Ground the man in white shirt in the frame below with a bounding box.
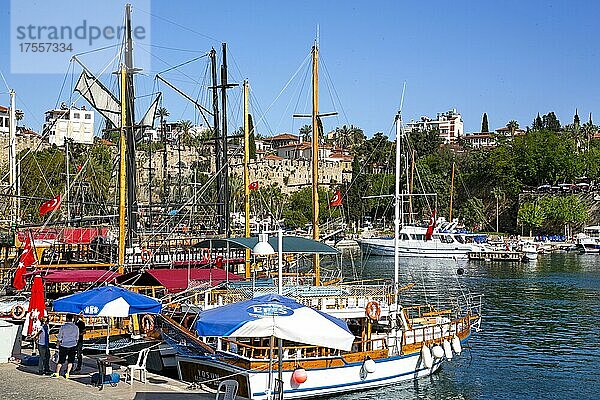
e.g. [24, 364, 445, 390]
[34, 316, 51, 375]
[51, 314, 79, 379]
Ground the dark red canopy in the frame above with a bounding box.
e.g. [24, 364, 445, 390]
[38, 270, 121, 283]
[118, 268, 241, 293]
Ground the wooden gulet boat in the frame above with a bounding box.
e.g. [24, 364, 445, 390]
[175, 302, 480, 399]
[169, 44, 483, 400]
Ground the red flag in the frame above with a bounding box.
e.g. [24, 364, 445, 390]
[77, 164, 83, 172]
[25, 275, 46, 335]
[13, 235, 36, 290]
[248, 181, 259, 191]
[425, 209, 437, 241]
[39, 195, 61, 216]
[329, 190, 342, 207]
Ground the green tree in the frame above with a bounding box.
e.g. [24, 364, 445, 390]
[532, 113, 543, 131]
[481, 113, 489, 133]
[542, 112, 561, 132]
[517, 202, 545, 237]
[409, 129, 442, 158]
[459, 197, 486, 230]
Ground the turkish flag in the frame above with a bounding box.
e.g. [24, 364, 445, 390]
[13, 234, 36, 290]
[329, 190, 343, 207]
[25, 275, 46, 335]
[39, 195, 61, 216]
[248, 181, 259, 191]
[425, 209, 437, 241]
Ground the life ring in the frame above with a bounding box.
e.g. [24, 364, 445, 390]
[141, 314, 155, 333]
[201, 248, 210, 263]
[11, 304, 26, 320]
[140, 248, 152, 263]
[365, 301, 381, 321]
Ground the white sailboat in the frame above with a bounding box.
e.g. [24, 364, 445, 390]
[358, 116, 487, 259]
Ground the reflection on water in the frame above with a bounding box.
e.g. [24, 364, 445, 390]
[335, 252, 600, 400]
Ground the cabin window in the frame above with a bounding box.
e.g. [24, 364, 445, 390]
[414, 234, 425, 241]
[84, 113, 91, 120]
[400, 233, 410, 241]
[73, 113, 80, 119]
[0, 118, 3, 127]
[440, 235, 454, 243]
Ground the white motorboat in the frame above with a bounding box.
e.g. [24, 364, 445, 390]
[358, 224, 487, 258]
[576, 226, 600, 253]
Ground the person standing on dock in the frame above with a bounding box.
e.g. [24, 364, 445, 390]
[74, 314, 86, 372]
[51, 314, 79, 379]
[34, 317, 51, 375]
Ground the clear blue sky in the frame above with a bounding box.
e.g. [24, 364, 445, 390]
[1, 0, 599, 138]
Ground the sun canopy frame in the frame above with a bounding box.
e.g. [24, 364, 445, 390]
[194, 235, 339, 255]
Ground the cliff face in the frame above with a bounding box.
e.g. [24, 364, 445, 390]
[582, 192, 600, 225]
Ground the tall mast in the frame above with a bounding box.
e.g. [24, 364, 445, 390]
[118, 64, 127, 274]
[393, 112, 402, 299]
[408, 149, 415, 224]
[311, 44, 320, 286]
[449, 161, 455, 221]
[8, 90, 17, 226]
[65, 138, 70, 225]
[124, 3, 137, 245]
[209, 48, 223, 234]
[220, 43, 230, 237]
[243, 80, 251, 279]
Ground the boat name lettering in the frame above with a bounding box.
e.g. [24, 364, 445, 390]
[247, 304, 294, 318]
[83, 305, 99, 315]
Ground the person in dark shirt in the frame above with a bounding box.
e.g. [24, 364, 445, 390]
[74, 314, 86, 372]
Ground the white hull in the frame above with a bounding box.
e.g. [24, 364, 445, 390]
[358, 238, 480, 258]
[177, 352, 443, 400]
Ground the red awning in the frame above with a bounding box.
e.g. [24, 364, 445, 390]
[120, 268, 241, 293]
[38, 270, 121, 283]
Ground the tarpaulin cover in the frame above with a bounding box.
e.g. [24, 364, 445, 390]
[53, 285, 161, 317]
[194, 294, 355, 351]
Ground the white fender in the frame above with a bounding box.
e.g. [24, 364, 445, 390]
[363, 358, 376, 374]
[452, 335, 462, 355]
[421, 345, 433, 369]
[432, 345, 444, 359]
[443, 340, 453, 360]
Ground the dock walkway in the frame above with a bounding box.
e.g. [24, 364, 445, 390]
[0, 350, 227, 400]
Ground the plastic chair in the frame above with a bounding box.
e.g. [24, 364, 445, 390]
[215, 379, 238, 400]
[126, 347, 150, 385]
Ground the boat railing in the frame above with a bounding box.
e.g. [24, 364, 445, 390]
[402, 314, 474, 348]
[219, 337, 387, 360]
[195, 284, 393, 313]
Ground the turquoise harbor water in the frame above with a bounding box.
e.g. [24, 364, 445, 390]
[334, 252, 600, 400]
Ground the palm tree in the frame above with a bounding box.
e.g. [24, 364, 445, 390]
[156, 107, 169, 203]
[15, 109, 24, 128]
[156, 107, 169, 140]
[299, 125, 312, 142]
[506, 120, 519, 138]
[179, 120, 194, 147]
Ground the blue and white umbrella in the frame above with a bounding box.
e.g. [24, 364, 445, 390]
[53, 285, 162, 317]
[195, 294, 355, 351]
[53, 285, 162, 354]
